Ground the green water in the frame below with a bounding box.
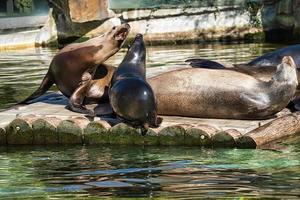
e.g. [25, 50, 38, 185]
[0, 42, 300, 198]
[0, 138, 299, 199]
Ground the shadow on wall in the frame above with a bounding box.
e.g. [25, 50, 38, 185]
[46, 0, 110, 47]
[261, 0, 300, 43]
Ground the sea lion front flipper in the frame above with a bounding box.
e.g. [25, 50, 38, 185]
[185, 59, 226, 69]
[67, 72, 94, 115]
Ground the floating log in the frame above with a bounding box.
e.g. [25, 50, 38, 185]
[212, 129, 242, 148]
[0, 127, 6, 145]
[158, 125, 186, 145]
[84, 120, 111, 144]
[32, 117, 61, 145]
[142, 129, 159, 145]
[6, 115, 38, 145]
[184, 125, 218, 146]
[57, 117, 90, 144]
[237, 112, 300, 149]
[108, 123, 140, 145]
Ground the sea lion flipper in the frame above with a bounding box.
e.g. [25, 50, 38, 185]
[67, 73, 94, 115]
[19, 71, 54, 104]
[94, 103, 114, 117]
[185, 59, 226, 69]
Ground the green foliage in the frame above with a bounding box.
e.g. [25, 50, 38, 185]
[246, 0, 263, 27]
[14, 0, 34, 14]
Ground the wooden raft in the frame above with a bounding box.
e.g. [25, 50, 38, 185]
[0, 92, 299, 148]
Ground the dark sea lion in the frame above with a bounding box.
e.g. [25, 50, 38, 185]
[148, 56, 298, 119]
[109, 34, 162, 132]
[248, 44, 300, 67]
[20, 23, 130, 115]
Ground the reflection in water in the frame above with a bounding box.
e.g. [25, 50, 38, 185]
[0, 42, 283, 110]
[0, 138, 299, 199]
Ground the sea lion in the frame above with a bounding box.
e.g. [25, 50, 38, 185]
[187, 45, 300, 110]
[148, 56, 298, 119]
[20, 23, 130, 115]
[109, 34, 162, 132]
[248, 44, 300, 68]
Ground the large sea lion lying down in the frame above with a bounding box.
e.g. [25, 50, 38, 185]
[148, 56, 298, 119]
[109, 34, 162, 131]
[187, 44, 300, 109]
[20, 23, 130, 115]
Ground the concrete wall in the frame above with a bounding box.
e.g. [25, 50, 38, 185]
[46, 0, 264, 46]
[0, 0, 265, 49]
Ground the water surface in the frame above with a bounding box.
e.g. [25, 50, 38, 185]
[0, 137, 299, 199]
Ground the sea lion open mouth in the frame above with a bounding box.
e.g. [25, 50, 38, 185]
[114, 24, 130, 41]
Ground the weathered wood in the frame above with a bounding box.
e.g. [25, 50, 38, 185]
[212, 129, 242, 148]
[0, 127, 6, 145]
[184, 125, 218, 146]
[237, 112, 300, 148]
[158, 125, 186, 145]
[108, 123, 140, 145]
[6, 115, 38, 145]
[32, 117, 61, 145]
[57, 117, 90, 144]
[84, 120, 111, 144]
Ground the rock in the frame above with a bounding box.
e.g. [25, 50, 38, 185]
[68, 0, 114, 23]
[35, 8, 58, 47]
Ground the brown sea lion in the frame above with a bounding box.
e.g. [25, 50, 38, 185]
[20, 23, 130, 115]
[109, 34, 162, 133]
[186, 45, 300, 110]
[148, 56, 298, 119]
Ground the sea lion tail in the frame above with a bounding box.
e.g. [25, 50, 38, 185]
[18, 71, 54, 104]
[185, 58, 226, 69]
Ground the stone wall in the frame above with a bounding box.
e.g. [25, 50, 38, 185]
[262, 0, 300, 42]
[44, 0, 264, 46]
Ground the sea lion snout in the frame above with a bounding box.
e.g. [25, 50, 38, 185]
[282, 56, 296, 68]
[113, 23, 131, 41]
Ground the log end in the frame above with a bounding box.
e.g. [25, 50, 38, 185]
[84, 120, 111, 144]
[158, 125, 185, 145]
[57, 120, 83, 144]
[6, 118, 34, 145]
[32, 118, 59, 145]
[236, 136, 257, 149]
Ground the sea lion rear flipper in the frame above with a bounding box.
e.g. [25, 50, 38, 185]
[19, 71, 54, 104]
[94, 103, 114, 117]
[185, 59, 226, 69]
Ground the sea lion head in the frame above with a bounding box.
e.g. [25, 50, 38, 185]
[106, 23, 131, 47]
[121, 34, 146, 67]
[274, 56, 298, 86]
